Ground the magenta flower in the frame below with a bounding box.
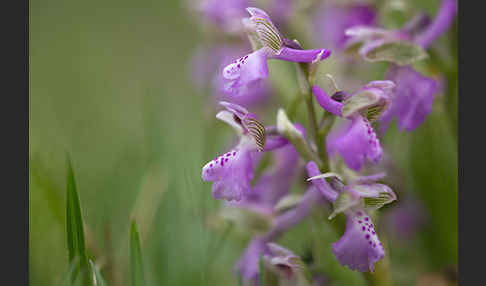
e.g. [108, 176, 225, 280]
[202, 102, 289, 201]
[312, 1, 377, 50]
[223, 7, 331, 97]
[332, 209, 384, 272]
[306, 165, 396, 272]
[312, 81, 394, 171]
[248, 144, 299, 207]
[327, 116, 382, 171]
[343, 0, 456, 132]
[380, 65, 439, 131]
[197, 0, 249, 33]
[201, 102, 264, 201]
[191, 44, 271, 108]
[312, 80, 394, 119]
[236, 237, 267, 283]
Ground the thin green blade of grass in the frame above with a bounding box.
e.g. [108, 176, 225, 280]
[237, 270, 243, 286]
[90, 260, 108, 286]
[259, 254, 265, 286]
[56, 256, 80, 286]
[66, 154, 90, 284]
[130, 221, 146, 286]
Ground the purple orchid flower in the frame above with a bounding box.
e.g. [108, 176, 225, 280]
[312, 1, 377, 50]
[343, 0, 456, 132]
[380, 65, 440, 132]
[306, 162, 396, 272]
[223, 7, 331, 97]
[312, 81, 394, 171]
[202, 102, 287, 201]
[191, 44, 272, 108]
[326, 116, 383, 172]
[196, 0, 249, 33]
[384, 196, 427, 241]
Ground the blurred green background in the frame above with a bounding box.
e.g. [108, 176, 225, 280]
[29, 0, 457, 285]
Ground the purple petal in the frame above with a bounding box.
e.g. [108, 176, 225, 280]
[414, 0, 458, 49]
[235, 237, 268, 282]
[305, 161, 338, 202]
[332, 209, 384, 272]
[210, 45, 271, 107]
[312, 3, 377, 50]
[197, 0, 249, 33]
[312, 85, 343, 116]
[252, 144, 299, 206]
[327, 116, 382, 171]
[202, 147, 254, 201]
[223, 48, 271, 97]
[380, 65, 439, 132]
[273, 47, 331, 63]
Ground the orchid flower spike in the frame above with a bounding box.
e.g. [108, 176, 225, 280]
[222, 7, 331, 97]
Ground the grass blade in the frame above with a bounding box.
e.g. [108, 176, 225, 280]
[65, 154, 90, 284]
[90, 260, 108, 286]
[237, 270, 243, 286]
[56, 257, 80, 286]
[130, 221, 146, 286]
[259, 254, 264, 286]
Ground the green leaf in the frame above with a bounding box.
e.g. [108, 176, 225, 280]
[65, 154, 90, 284]
[237, 270, 243, 286]
[363, 41, 428, 66]
[90, 260, 107, 286]
[259, 254, 265, 286]
[130, 221, 146, 286]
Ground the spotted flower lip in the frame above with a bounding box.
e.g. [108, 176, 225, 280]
[222, 7, 331, 97]
[379, 65, 439, 132]
[332, 208, 384, 272]
[202, 102, 289, 201]
[303, 169, 394, 272]
[326, 115, 383, 171]
[190, 45, 271, 108]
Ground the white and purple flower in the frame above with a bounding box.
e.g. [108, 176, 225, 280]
[306, 163, 396, 272]
[202, 102, 288, 201]
[312, 80, 394, 171]
[380, 65, 440, 132]
[332, 209, 384, 272]
[343, 0, 456, 132]
[222, 7, 331, 97]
